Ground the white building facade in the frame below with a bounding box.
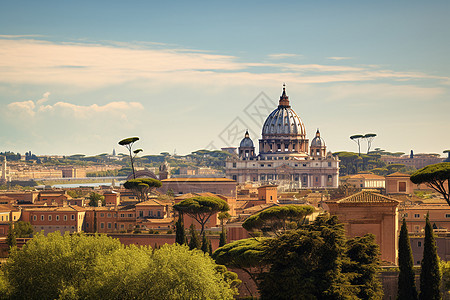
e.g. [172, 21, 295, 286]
[225, 85, 339, 189]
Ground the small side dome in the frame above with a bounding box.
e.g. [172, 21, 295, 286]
[240, 130, 254, 148]
[311, 129, 325, 147]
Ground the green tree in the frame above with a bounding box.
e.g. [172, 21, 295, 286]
[419, 215, 442, 300]
[174, 213, 186, 245]
[213, 237, 269, 295]
[397, 218, 418, 300]
[218, 211, 230, 247]
[13, 221, 33, 238]
[259, 215, 356, 299]
[219, 229, 227, 247]
[6, 223, 16, 249]
[118, 137, 142, 179]
[88, 192, 105, 207]
[411, 162, 450, 206]
[188, 224, 201, 250]
[173, 196, 229, 235]
[350, 134, 364, 156]
[363, 133, 377, 154]
[345, 234, 383, 299]
[4, 232, 122, 300]
[242, 205, 314, 236]
[201, 233, 210, 254]
[123, 178, 162, 202]
[2, 233, 237, 300]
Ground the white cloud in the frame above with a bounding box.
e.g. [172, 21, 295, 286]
[0, 37, 447, 90]
[267, 53, 302, 59]
[327, 56, 353, 60]
[6, 92, 144, 120]
[7, 100, 36, 117]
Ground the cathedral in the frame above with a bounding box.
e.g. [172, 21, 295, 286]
[225, 85, 339, 189]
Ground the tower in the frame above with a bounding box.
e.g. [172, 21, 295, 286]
[310, 129, 327, 158]
[238, 130, 256, 160]
[159, 161, 170, 180]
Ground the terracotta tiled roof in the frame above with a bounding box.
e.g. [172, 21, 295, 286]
[135, 199, 165, 206]
[162, 177, 235, 182]
[386, 172, 410, 177]
[333, 191, 399, 205]
[348, 174, 385, 180]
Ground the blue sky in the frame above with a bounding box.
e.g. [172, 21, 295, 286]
[0, 1, 449, 156]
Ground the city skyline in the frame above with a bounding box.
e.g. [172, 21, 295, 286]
[0, 1, 449, 156]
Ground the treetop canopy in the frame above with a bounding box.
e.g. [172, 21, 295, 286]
[123, 178, 162, 189]
[118, 137, 139, 146]
[173, 196, 229, 214]
[242, 205, 314, 232]
[213, 237, 269, 269]
[410, 162, 450, 184]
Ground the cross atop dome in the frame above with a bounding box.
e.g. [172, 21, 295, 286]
[279, 83, 290, 107]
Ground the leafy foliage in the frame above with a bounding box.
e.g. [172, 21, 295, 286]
[88, 192, 105, 207]
[118, 136, 140, 179]
[2, 232, 237, 300]
[188, 224, 201, 250]
[345, 234, 383, 299]
[411, 162, 450, 205]
[13, 221, 33, 238]
[260, 215, 356, 299]
[175, 214, 186, 245]
[213, 237, 269, 292]
[174, 196, 229, 235]
[6, 223, 16, 249]
[419, 215, 442, 300]
[397, 219, 418, 300]
[123, 178, 162, 202]
[242, 205, 314, 236]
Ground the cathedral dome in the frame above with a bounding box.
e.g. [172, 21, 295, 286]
[311, 129, 325, 147]
[240, 130, 254, 148]
[262, 86, 306, 136]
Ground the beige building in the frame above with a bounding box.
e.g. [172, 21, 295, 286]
[346, 173, 385, 190]
[326, 191, 400, 263]
[385, 172, 415, 195]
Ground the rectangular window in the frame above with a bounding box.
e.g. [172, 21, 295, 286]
[414, 214, 420, 218]
[41, 215, 44, 221]
[33, 215, 37, 221]
[399, 182, 407, 192]
[100, 223, 104, 229]
[328, 162, 332, 167]
[232, 162, 236, 168]
[64, 215, 67, 221]
[71, 215, 75, 220]
[418, 241, 422, 247]
[107, 223, 112, 229]
[56, 215, 60, 221]
[445, 214, 450, 218]
[100, 213, 104, 217]
[48, 215, 52, 221]
[107, 213, 111, 218]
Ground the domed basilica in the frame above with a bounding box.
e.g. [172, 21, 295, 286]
[225, 85, 339, 189]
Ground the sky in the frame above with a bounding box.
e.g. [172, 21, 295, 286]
[0, 1, 449, 157]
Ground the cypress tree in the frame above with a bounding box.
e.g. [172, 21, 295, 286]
[201, 233, 209, 253]
[175, 214, 186, 245]
[6, 222, 16, 249]
[219, 228, 227, 247]
[188, 224, 201, 250]
[419, 214, 441, 300]
[397, 218, 418, 300]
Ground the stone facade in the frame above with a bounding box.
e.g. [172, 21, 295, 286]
[326, 191, 400, 263]
[226, 85, 339, 189]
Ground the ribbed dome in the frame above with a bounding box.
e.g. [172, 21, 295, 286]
[311, 129, 325, 147]
[262, 107, 306, 136]
[240, 130, 254, 148]
[311, 136, 325, 147]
